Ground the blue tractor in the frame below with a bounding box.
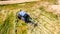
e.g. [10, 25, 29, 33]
[17, 10, 37, 27]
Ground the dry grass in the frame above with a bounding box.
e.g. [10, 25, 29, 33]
[0, 1, 60, 34]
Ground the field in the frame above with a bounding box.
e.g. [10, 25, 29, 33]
[0, 0, 60, 34]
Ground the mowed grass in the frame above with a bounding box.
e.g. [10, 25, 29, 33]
[0, 1, 59, 34]
[40, 0, 58, 4]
